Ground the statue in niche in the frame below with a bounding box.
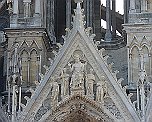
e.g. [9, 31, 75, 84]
[86, 68, 95, 98]
[96, 82, 104, 103]
[60, 68, 69, 98]
[51, 79, 59, 106]
[96, 76, 108, 102]
[139, 69, 147, 84]
[103, 81, 108, 97]
[68, 50, 85, 89]
[96, 76, 107, 102]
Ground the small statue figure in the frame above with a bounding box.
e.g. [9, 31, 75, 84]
[100, 76, 108, 97]
[96, 82, 104, 103]
[60, 68, 69, 98]
[69, 53, 85, 89]
[103, 81, 108, 97]
[139, 70, 147, 84]
[86, 68, 95, 98]
[51, 80, 59, 106]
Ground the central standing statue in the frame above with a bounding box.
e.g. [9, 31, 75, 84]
[68, 51, 85, 93]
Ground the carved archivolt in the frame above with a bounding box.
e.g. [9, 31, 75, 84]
[45, 94, 114, 122]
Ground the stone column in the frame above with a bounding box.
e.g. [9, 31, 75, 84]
[94, 0, 101, 40]
[86, 0, 89, 27]
[90, 0, 93, 27]
[11, 0, 19, 27]
[23, 0, 31, 18]
[129, 0, 136, 13]
[141, 0, 147, 12]
[18, 86, 22, 113]
[47, 0, 56, 43]
[66, 0, 71, 28]
[105, 0, 112, 42]
[34, 0, 41, 26]
[112, 0, 116, 37]
[124, 0, 130, 23]
[135, 0, 141, 13]
[11, 77, 17, 122]
[35, 0, 41, 14]
[27, 57, 30, 84]
[13, 0, 19, 15]
[137, 84, 140, 111]
[84, 0, 93, 27]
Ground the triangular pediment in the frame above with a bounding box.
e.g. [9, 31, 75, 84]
[19, 2, 140, 122]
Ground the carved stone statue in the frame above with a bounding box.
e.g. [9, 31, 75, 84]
[86, 68, 95, 98]
[60, 68, 69, 98]
[103, 81, 108, 97]
[51, 81, 59, 106]
[69, 53, 85, 89]
[139, 70, 147, 83]
[96, 82, 104, 103]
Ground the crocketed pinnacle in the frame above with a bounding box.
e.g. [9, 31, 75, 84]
[72, 1, 85, 30]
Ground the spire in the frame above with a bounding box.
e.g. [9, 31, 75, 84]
[72, 0, 85, 30]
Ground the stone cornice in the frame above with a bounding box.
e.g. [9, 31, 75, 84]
[4, 27, 47, 37]
[4, 27, 52, 51]
[123, 23, 152, 33]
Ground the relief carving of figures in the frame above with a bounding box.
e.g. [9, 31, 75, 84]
[86, 68, 95, 98]
[60, 68, 69, 98]
[51, 79, 59, 107]
[69, 50, 86, 90]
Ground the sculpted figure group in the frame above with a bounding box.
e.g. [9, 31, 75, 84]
[50, 51, 108, 105]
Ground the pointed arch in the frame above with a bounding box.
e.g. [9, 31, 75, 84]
[30, 40, 40, 50]
[130, 36, 139, 47]
[130, 44, 140, 54]
[9, 42, 18, 55]
[21, 50, 29, 85]
[141, 36, 150, 47]
[131, 46, 140, 83]
[20, 40, 29, 48]
[19, 40, 29, 53]
[30, 49, 39, 84]
[142, 45, 151, 77]
[141, 44, 150, 53]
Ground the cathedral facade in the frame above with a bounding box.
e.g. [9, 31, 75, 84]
[0, 0, 152, 122]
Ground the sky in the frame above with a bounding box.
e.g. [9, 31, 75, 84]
[101, 0, 124, 29]
[101, 0, 124, 14]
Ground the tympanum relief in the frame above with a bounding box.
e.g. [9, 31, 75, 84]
[49, 50, 108, 103]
